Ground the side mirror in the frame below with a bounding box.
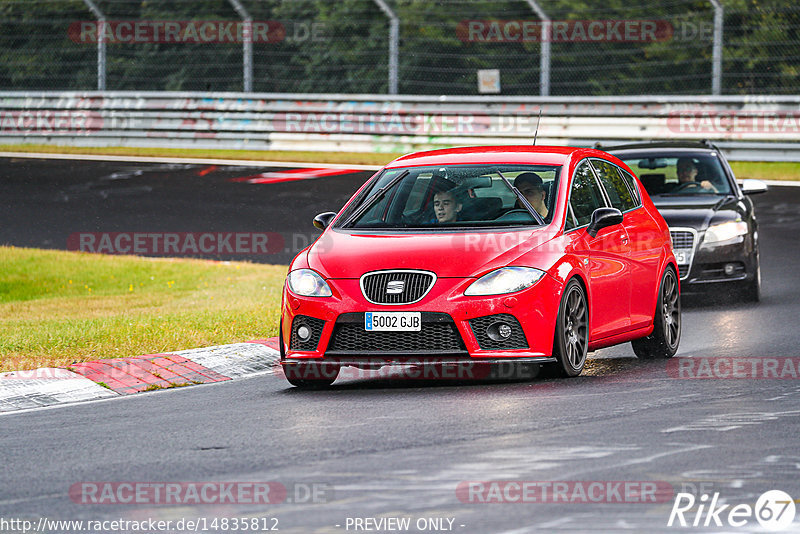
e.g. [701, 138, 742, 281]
[587, 207, 623, 238]
[739, 179, 768, 195]
[313, 211, 337, 231]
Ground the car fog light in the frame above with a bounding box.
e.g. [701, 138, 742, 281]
[724, 263, 736, 276]
[296, 325, 312, 341]
[487, 322, 512, 341]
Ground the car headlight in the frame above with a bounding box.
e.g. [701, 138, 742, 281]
[287, 269, 332, 297]
[465, 267, 546, 296]
[702, 221, 748, 246]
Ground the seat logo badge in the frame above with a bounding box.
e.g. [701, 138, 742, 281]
[386, 280, 405, 294]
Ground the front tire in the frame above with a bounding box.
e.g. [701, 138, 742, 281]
[632, 266, 680, 359]
[740, 256, 761, 303]
[549, 279, 588, 377]
[284, 363, 339, 388]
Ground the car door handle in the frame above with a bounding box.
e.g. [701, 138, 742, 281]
[621, 236, 629, 244]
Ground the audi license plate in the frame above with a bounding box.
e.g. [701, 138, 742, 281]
[674, 250, 693, 264]
[365, 312, 421, 332]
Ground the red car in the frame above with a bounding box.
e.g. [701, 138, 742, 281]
[280, 146, 680, 387]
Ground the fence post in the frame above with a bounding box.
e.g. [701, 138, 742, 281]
[709, 0, 724, 95]
[372, 0, 399, 95]
[81, 0, 106, 90]
[524, 0, 551, 96]
[227, 0, 253, 92]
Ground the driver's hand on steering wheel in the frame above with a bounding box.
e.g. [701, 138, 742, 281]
[699, 180, 717, 191]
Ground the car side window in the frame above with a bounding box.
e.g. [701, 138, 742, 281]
[591, 159, 637, 212]
[564, 204, 578, 231]
[569, 160, 607, 227]
[619, 169, 641, 206]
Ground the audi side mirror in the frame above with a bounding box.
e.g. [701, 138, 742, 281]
[739, 179, 768, 196]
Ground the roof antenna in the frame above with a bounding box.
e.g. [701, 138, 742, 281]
[533, 109, 542, 145]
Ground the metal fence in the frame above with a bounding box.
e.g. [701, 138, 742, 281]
[2, 0, 799, 96]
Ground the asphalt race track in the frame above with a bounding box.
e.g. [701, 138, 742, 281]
[0, 157, 376, 265]
[2, 157, 800, 533]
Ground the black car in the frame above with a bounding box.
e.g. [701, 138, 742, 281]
[605, 141, 767, 302]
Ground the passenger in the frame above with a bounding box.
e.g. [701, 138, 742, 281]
[514, 172, 549, 218]
[677, 157, 716, 191]
[433, 189, 462, 223]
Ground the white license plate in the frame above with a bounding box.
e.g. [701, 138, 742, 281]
[674, 250, 693, 264]
[365, 312, 421, 332]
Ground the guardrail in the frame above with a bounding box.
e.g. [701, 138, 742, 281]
[1, 92, 798, 161]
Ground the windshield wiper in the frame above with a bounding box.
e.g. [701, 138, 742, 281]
[496, 170, 545, 225]
[341, 170, 410, 228]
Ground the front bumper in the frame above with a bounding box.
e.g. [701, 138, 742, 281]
[280, 275, 563, 364]
[673, 232, 758, 291]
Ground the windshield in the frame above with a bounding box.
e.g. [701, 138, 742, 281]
[338, 164, 560, 229]
[616, 153, 732, 196]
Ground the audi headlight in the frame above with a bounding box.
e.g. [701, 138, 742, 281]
[287, 269, 332, 297]
[465, 267, 546, 296]
[703, 221, 748, 246]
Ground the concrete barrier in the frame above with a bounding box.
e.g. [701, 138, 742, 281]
[1, 92, 798, 161]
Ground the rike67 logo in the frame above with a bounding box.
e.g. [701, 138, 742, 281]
[668, 490, 796, 530]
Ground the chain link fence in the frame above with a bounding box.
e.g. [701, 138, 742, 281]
[1, 0, 798, 95]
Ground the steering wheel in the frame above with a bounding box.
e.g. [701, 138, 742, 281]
[671, 181, 704, 193]
[495, 209, 536, 222]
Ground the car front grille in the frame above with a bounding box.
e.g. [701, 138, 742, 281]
[670, 228, 697, 279]
[360, 270, 436, 305]
[670, 230, 695, 249]
[326, 312, 466, 355]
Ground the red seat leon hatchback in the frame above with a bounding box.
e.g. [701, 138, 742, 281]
[280, 146, 680, 387]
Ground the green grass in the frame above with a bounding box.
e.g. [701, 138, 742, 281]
[1, 144, 798, 180]
[728, 161, 800, 182]
[0, 247, 285, 373]
[0, 144, 402, 167]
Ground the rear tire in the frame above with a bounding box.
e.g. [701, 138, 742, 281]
[632, 266, 680, 359]
[549, 279, 588, 377]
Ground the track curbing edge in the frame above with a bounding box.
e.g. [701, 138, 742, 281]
[0, 339, 281, 414]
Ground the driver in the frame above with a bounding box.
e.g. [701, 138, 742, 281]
[677, 158, 716, 191]
[514, 172, 549, 218]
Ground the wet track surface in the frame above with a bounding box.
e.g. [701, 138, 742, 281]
[0, 157, 375, 264]
[2, 157, 800, 532]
